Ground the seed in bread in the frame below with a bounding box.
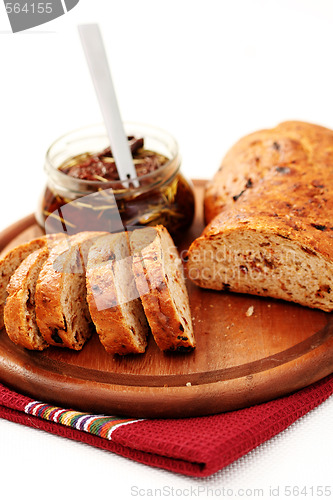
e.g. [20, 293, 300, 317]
[86, 232, 149, 355]
[130, 225, 195, 352]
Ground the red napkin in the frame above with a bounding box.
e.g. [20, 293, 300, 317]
[0, 375, 332, 477]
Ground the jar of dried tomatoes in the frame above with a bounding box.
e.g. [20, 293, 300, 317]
[36, 123, 195, 240]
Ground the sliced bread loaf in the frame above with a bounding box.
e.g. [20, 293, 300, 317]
[4, 247, 50, 350]
[0, 236, 50, 330]
[188, 121, 333, 312]
[35, 231, 103, 350]
[129, 226, 195, 352]
[86, 232, 149, 355]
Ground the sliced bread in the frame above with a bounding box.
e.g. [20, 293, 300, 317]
[35, 231, 103, 350]
[4, 247, 50, 350]
[129, 225, 195, 352]
[86, 232, 149, 355]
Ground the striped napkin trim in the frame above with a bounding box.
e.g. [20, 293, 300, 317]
[24, 401, 141, 440]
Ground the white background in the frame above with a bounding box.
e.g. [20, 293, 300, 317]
[1, 1, 333, 499]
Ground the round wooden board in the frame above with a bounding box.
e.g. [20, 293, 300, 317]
[1, 180, 333, 418]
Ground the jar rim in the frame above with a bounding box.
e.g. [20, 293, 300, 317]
[45, 122, 180, 190]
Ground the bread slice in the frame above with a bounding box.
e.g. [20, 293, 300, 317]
[35, 231, 103, 350]
[86, 232, 149, 355]
[4, 247, 50, 350]
[129, 226, 195, 352]
[188, 121, 333, 312]
[0, 237, 48, 330]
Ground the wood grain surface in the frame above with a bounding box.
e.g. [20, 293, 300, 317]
[0, 180, 332, 418]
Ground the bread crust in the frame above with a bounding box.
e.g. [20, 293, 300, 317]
[130, 226, 195, 352]
[205, 121, 333, 234]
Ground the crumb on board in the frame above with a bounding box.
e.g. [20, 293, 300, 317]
[246, 305, 254, 317]
[186, 382, 192, 387]
[226, 322, 234, 330]
[267, 304, 271, 308]
[209, 304, 214, 307]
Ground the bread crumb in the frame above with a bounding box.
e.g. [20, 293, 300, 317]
[246, 306, 254, 317]
[267, 304, 271, 308]
[209, 304, 214, 307]
[186, 382, 192, 387]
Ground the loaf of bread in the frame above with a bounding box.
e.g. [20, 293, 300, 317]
[130, 226, 195, 351]
[86, 232, 149, 355]
[35, 232, 103, 350]
[0, 237, 47, 329]
[187, 121, 333, 312]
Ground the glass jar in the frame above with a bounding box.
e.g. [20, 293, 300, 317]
[36, 123, 195, 240]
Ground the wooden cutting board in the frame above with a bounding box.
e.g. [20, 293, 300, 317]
[0, 180, 333, 418]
